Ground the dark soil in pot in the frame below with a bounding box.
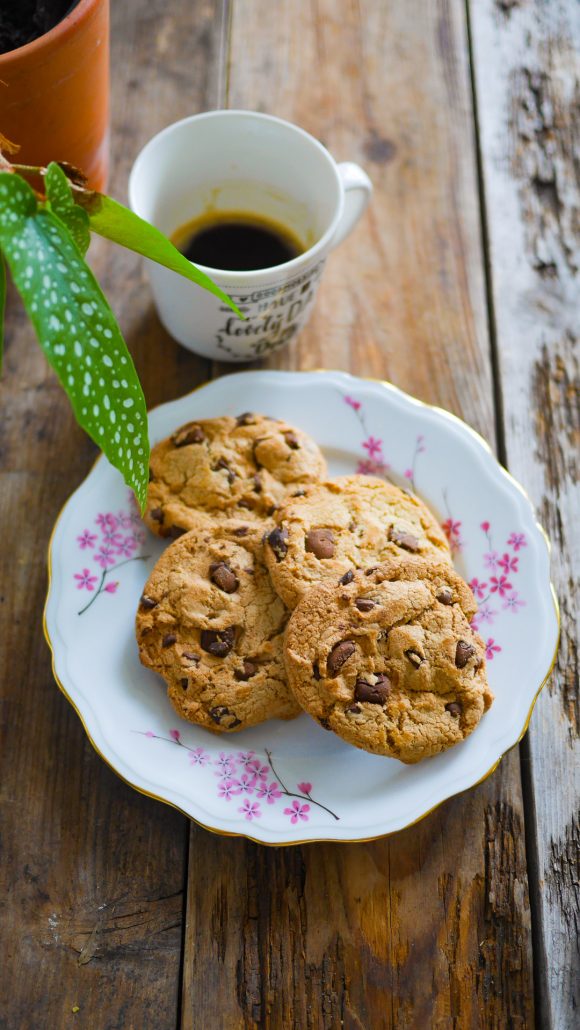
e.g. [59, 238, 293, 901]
[0, 0, 78, 54]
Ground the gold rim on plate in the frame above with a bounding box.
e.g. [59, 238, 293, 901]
[42, 371, 561, 846]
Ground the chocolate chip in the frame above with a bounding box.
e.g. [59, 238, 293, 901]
[237, 500, 252, 510]
[213, 458, 236, 484]
[236, 412, 255, 426]
[305, 528, 335, 559]
[233, 526, 249, 537]
[327, 640, 356, 677]
[389, 527, 420, 552]
[180, 678, 188, 689]
[437, 586, 454, 605]
[150, 507, 164, 524]
[182, 651, 200, 664]
[209, 705, 241, 728]
[209, 561, 239, 593]
[172, 422, 205, 447]
[234, 659, 258, 681]
[252, 438, 267, 468]
[446, 701, 462, 717]
[200, 626, 236, 657]
[162, 633, 176, 648]
[355, 598, 376, 612]
[318, 717, 331, 731]
[313, 661, 321, 681]
[169, 524, 187, 539]
[345, 704, 362, 715]
[267, 526, 288, 561]
[284, 431, 300, 450]
[455, 640, 476, 668]
[354, 674, 392, 704]
[340, 569, 355, 585]
[253, 474, 262, 493]
[140, 595, 157, 610]
[365, 566, 379, 576]
[405, 649, 423, 668]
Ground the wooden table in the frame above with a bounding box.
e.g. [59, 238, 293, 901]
[1, 1, 578, 1026]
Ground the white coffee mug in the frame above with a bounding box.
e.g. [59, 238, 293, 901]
[128, 110, 371, 362]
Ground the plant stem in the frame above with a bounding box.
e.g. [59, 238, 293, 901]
[78, 568, 106, 616]
[77, 554, 149, 615]
[265, 749, 339, 820]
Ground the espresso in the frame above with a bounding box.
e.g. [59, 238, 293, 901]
[172, 211, 304, 271]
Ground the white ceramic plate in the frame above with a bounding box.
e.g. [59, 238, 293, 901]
[45, 371, 559, 844]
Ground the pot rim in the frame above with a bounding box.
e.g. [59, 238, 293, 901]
[0, 0, 102, 63]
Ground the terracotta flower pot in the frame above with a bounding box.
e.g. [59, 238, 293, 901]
[0, 0, 110, 190]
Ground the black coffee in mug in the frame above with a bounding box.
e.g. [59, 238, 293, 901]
[172, 211, 304, 271]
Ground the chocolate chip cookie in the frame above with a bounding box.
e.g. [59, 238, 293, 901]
[284, 558, 493, 763]
[144, 413, 327, 538]
[136, 516, 300, 732]
[264, 475, 451, 609]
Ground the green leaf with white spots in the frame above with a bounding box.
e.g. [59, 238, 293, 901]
[0, 172, 150, 508]
[84, 194, 243, 318]
[44, 162, 90, 255]
[0, 250, 5, 374]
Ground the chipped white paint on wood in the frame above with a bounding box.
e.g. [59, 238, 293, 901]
[469, 1, 580, 1025]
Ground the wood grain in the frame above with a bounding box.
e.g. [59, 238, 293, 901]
[469, 1, 580, 1026]
[0, 2, 226, 1027]
[182, 2, 535, 1026]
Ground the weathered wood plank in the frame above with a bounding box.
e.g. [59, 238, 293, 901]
[468, 2, 580, 1026]
[0, 2, 225, 1027]
[183, 2, 535, 1026]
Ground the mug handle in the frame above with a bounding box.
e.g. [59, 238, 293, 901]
[332, 162, 373, 247]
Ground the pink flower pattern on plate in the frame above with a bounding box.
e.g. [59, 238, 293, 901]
[284, 800, 311, 824]
[239, 800, 262, 821]
[489, 575, 513, 597]
[218, 780, 240, 801]
[503, 591, 526, 612]
[95, 545, 117, 568]
[507, 533, 527, 551]
[74, 568, 98, 591]
[498, 553, 519, 574]
[137, 733, 339, 824]
[469, 578, 488, 600]
[189, 747, 210, 767]
[256, 782, 283, 804]
[77, 530, 97, 549]
[485, 638, 502, 660]
[74, 503, 149, 615]
[362, 435, 383, 459]
[237, 774, 256, 795]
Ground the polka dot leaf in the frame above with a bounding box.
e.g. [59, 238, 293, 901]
[44, 162, 90, 255]
[85, 194, 243, 317]
[0, 172, 150, 509]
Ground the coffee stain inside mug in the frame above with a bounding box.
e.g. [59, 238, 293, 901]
[171, 209, 306, 272]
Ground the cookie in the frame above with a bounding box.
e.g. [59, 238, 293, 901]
[136, 516, 300, 732]
[144, 413, 327, 538]
[264, 475, 451, 608]
[284, 558, 493, 763]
